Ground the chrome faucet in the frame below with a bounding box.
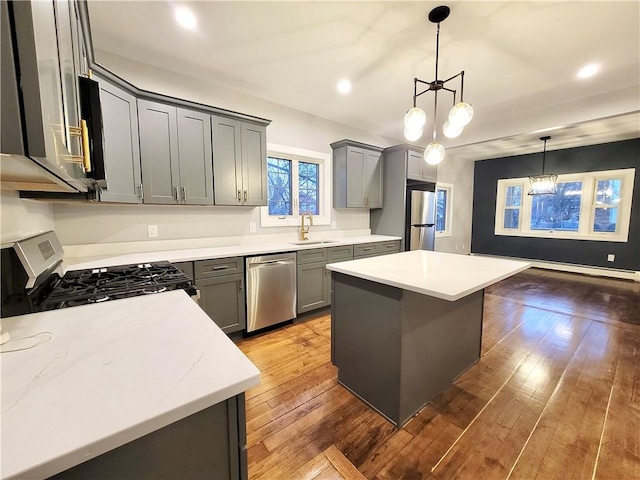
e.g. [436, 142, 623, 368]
[299, 211, 313, 241]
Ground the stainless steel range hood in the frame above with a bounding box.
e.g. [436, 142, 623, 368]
[1, 0, 90, 194]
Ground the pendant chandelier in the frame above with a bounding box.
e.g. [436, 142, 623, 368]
[528, 136, 558, 195]
[403, 5, 473, 165]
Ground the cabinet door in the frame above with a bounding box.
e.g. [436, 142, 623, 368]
[297, 262, 330, 314]
[423, 163, 437, 183]
[54, 0, 82, 160]
[96, 77, 142, 203]
[345, 147, 366, 207]
[212, 116, 243, 205]
[241, 122, 267, 206]
[406, 150, 425, 181]
[139, 100, 180, 204]
[177, 109, 214, 205]
[364, 150, 383, 208]
[196, 274, 246, 334]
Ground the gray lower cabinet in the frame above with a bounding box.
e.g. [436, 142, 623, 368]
[95, 75, 143, 203]
[212, 116, 267, 206]
[138, 100, 214, 205]
[331, 139, 383, 209]
[50, 394, 248, 480]
[353, 240, 401, 259]
[297, 245, 353, 314]
[195, 257, 246, 334]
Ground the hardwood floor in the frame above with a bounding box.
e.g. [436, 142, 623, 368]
[237, 268, 640, 479]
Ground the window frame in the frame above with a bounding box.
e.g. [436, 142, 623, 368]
[260, 143, 331, 227]
[435, 182, 453, 238]
[494, 168, 635, 242]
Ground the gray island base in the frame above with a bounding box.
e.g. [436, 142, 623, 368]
[331, 272, 484, 427]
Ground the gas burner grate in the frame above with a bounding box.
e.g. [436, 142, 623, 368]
[39, 262, 196, 310]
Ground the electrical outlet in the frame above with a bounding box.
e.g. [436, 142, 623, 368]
[148, 225, 158, 238]
[249, 222, 256, 233]
[607, 254, 615, 262]
[331, 221, 337, 230]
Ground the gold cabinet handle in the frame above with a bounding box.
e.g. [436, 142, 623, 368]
[237, 190, 242, 202]
[60, 121, 91, 172]
[174, 186, 179, 202]
[244, 190, 248, 201]
[80, 120, 91, 172]
[181, 186, 186, 203]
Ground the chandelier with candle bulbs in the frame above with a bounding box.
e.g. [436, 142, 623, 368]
[403, 5, 473, 165]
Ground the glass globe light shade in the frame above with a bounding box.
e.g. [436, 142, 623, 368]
[424, 142, 445, 165]
[448, 101, 474, 127]
[442, 120, 463, 139]
[404, 126, 423, 142]
[404, 107, 427, 129]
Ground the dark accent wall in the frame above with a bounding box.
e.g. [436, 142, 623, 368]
[471, 138, 640, 271]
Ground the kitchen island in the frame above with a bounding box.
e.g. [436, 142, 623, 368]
[326, 251, 530, 427]
[0, 290, 259, 479]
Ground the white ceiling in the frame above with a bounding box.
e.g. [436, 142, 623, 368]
[87, 1, 640, 160]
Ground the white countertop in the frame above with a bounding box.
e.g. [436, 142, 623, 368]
[0, 291, 260, 480]
[63, 235, 401, 271]
[326, 250, 531, 301]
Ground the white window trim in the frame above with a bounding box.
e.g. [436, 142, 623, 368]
[260, 143, 331, 227]
[494, 168, 635, 242]
[435, 182, 453, 238]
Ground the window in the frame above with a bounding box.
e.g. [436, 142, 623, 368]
[435, 183, 453, 237]
[530, 181, 582, 231]
[261, 144, 331, 227]
[495, 168, 635, 242]
[503, 184, 523, 230]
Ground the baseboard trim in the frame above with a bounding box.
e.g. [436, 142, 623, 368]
[471, 254, 640, 282]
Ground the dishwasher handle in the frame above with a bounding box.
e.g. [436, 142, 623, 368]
[249, 259, 295, 267]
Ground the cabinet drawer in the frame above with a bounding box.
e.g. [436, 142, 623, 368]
[353, 243, 378, 258]
[327, 245, 353, 262]
[377, 240, 401, 254]
[297, 248, 328, 265]
[195, 257, 244, 279]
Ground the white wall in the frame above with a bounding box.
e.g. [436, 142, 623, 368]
[434, 154, 474, 255]
[0, 192, 54, 243]
[51, 51, 399, 252]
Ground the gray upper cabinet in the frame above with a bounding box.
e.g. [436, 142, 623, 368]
[212, 116, 267, 206]
[406, 148, 437, 182]
[241, 122, 267, 206]
[177, 109, 214, 205]
[331, 139, 383, 209]
[95, 76, 142, 203]
[139, 100, 180, 204]
[139, 100, 214, 205]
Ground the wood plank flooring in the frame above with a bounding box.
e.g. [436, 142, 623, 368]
[237, 268, 640, 479]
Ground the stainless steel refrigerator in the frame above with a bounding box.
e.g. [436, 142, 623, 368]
[407, 189, 436, 250]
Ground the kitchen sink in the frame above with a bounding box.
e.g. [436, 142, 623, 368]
[290, 240, 339, 245]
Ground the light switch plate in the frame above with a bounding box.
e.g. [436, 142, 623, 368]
[607, 254, 615, 262]
[331, 221, 337, 230]
[249, 222, 256, 233]
[148, 225, 158, 238]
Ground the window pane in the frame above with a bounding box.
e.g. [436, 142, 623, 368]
[267, 157, 292, 215]
[506, 186, 522, 207]
[503, 209, 520, 229]
[436, 189, 447, 231]
[299, 161, 319, 215]
[595, 179, 621, 206]
[530, 181, 582, 231]
[594, 207, 618, 232]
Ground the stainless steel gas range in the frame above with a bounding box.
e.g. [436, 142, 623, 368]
[1, 231, 196, 319]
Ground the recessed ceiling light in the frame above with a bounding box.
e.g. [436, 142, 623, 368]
[337, 79, 351, 94]
[175, 6, 197, 31]
[577, 63, 599, 79]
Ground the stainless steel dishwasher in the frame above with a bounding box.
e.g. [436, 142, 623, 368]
[245, 252, 297, 332]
